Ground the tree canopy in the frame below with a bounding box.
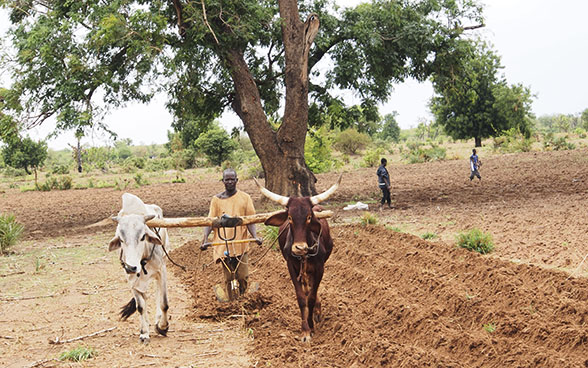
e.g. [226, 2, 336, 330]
[430, 41, 534, 146]
[0, 0, 484, 194]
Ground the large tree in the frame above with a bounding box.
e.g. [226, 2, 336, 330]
[430, 41, 533, 147]
[0, 0, 483, 195]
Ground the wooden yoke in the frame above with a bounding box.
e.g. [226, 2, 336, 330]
[146, 210, 333, 228]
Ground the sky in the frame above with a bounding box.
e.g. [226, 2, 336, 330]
[1, 0, 587, 150]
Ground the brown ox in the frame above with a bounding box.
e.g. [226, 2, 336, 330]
[254, 176, 340, 342]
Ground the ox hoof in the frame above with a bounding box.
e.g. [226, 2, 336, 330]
[156, 323, 169, 337]
[301, 334, 312, 343]
[139, 334, 150, 344]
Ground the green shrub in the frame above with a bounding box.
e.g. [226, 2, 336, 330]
[0, 213, 24, 254]
[144, 157, 174, 172]
[51, 164, 70, 175]
[195, 127, 238, 166]
[362, 148, 383, 167]
[58, 176, 73, 190]
[59, 346, 96, 362]
[333, 129, 371, 155]
[404, 144, 446, 163]
[305, 129, 336, 174]
[493, 128, 532, 153]
[134, 172, 148, 186]
[456, 229, 494, 254]
[543, 133, 575, 151]
[2, 167, 27, 177]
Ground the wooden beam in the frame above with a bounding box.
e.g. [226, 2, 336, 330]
[146, 210, 333, 228]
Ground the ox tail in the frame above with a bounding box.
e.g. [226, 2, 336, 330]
[120, 298, 137, 320]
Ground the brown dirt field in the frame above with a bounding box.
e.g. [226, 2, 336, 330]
[1, 148, 588, 367]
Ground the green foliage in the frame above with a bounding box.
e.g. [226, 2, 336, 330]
[360, 212, 378, 226]
[543, 133, 575, 151]
[582, 108, 588, 130]
[456, 229, 494, 254]
[333, 129, 371, 155]
[421, 232, 437, 240]
[431, 41, 534, 145]
[261, 225, 280, 250]
[195, 127, 238, 166]
[404, 143, 446, 164]
[1, 137, 48, 175]
[51, 164, 70, 175]
[36, 175, 73, 191]
[362, 148, 384, 168]
[492, 128, 532, 153]
[0, 0, 484, 192]
[0, 213, 24, 254]
[483, 323, 496, 333]
[305, 129, 336, 174]
[59, 346, 97, 362]
[379, 113, 400, 142]
[2, 167, 27, 177]
[133, 172, 147, 186]
[573, 128, 586, 138]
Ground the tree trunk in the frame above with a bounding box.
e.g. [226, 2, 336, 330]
[223, 1, 320, 197]
[475, 136, 482, 147]
[225, 49, 317, 197]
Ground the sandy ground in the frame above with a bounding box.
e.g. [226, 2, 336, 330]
[1, 148, 588, 367]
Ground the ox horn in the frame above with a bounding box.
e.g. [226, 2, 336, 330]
[253, 178, 289, 206]
[310, 174, 342, 205]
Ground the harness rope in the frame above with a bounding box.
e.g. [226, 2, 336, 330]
[119, 226, 187, 275]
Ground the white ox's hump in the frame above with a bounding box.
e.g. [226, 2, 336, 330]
[120, 193, 148, 216]
[119, 193, 163, 219]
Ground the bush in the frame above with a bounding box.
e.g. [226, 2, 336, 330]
[2, 167, 27, 177]
[362, 148, 383, 167]
[36, 175, 72, 191]
[195, 127, 238, 166]
[57, 176, 73, 190]
[305, 129, 337, 174]
[493, 128, 532, 153]
[543, 133, 575, 151]
[456, 229, 494, 254]
[51, 164, 70, 175]
[0, 213, 24, 254]
[334, 129, 371, 155]
[404, 144, 446, 163]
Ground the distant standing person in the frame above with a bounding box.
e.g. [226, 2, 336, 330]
[377, 158, 392, 210]
[470, 149, 482, 181]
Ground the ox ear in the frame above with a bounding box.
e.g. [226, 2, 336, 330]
[310, 216, 322, 234]
[108, 236, 121, 252]
[264, 210, 288, 227]
[145, 227, 163, 246]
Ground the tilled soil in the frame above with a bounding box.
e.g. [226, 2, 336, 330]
[2, 148, 588, 366]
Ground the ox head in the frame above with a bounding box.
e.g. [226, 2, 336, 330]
[109, 214, 162, 277]
[255, 176, 341, 257]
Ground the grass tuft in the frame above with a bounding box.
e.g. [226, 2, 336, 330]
[456, 228, 494, 254]
[59, 346, 97, 362]
[0, 213, 24, 254]
[360, 212, 378, 226]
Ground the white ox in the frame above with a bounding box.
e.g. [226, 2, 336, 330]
[109, 193, 169, 343]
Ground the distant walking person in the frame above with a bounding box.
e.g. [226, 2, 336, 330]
[470, 149, 482, 181]
[377, 158, 392, 209]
